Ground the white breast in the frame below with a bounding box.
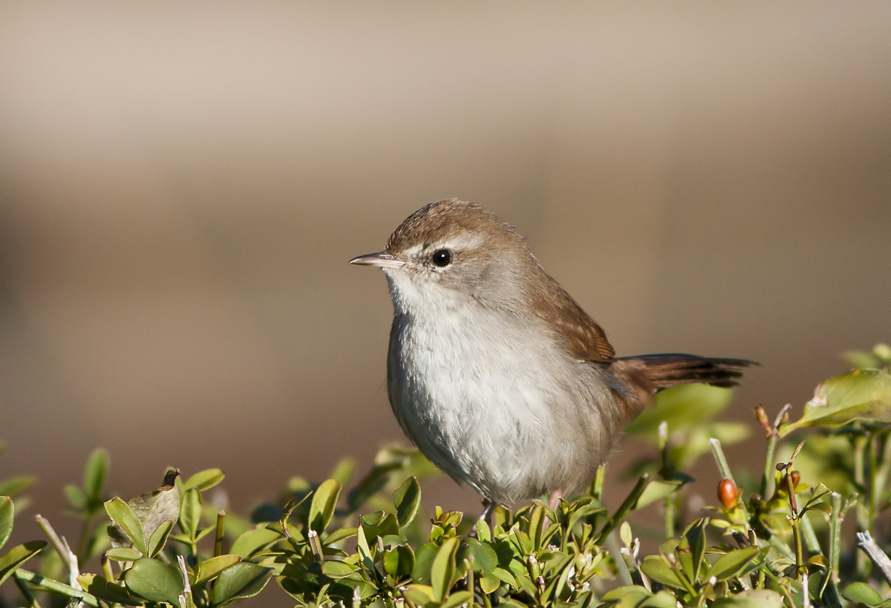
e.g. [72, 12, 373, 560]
[384, 270, 621, 504]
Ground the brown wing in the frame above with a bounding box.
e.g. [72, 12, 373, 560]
[531, 273, 615, 362]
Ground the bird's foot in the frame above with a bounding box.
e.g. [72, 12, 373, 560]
[469, 499, 495, 538]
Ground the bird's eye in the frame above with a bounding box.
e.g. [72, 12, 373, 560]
[431, 249, 452, 267]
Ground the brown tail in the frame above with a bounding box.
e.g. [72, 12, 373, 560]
[616, 353, 753, 390]
[608, 354, 755, 421]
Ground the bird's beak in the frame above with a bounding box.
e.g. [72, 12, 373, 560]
[349, 251, 405, 269]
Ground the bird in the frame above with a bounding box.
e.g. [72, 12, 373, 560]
[350, 199, 752, 514]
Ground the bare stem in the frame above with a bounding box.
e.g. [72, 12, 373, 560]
[853, 435, 868, 528]
[35, 515, 71, 569]
[12, 570, 98, 608]
[773, 404, 792, 431]
[829, 492, 842, 578]
[177, 555, 193, 608]
[761, 431, 779, 498]
[856, 532, 891, 585]
[799, 513, 821, 555]
[789, 513, 810, 607]
[664, 493, 677, 539]
[868, 433, 879, 529]
[853, 434, 870, 576]
[214, 510, 226, 557]
[710, 439, 735, 484]
[13, 571, 43, 608]
[801, 570, 810, 608]
[101, 553, 114, 582]
[597, 474, 649, 544]
[658, 421, 676, 538]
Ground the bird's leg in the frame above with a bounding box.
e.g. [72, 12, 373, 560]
[544, 489, 564, 529]
[480, 499, 495, 525]
[470, 499, 495, 538]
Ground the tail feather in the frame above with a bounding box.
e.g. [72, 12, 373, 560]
[616, 353, 753, 390]
[608, 354, 755, 421]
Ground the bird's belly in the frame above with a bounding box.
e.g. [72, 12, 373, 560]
[388, 313, 619, 504]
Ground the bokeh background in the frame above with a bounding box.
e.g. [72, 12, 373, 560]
[1, 2, 890, 596]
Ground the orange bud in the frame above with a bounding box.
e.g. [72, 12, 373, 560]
[718, 478, 739, 509]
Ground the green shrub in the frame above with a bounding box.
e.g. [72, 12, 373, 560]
[2, 344, 891, 607]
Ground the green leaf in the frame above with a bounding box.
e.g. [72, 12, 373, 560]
[107, 483, 179, 557]
[0, 497, 13, 551]
[309, 479, 342, 533]
[805, 554, 828, 571]
[0, 540, 46, 586]
[355, 524, 376, 575]
[567, 499, 608, 531]
[78, 573, 143, 606]
[179, 488, 202, 540]
[708, 421, 752, 445]
[460, 538, 497, 575]
[602, 585, 652, 608]
[781, 369, 891, 436]
[360, 511, 400, 541]
[195, 554, 242, 585]
[802, 501, 832, 516]
[324, 527, 357, 545]
[708, 547, 760, 581]
[625, 384, 734, 436]
[475, 519, 491, 543]
[843, 582, 883, 606]
[142, 486, 180, 529]
[843, 349, 882, 369]
[480, 573, 501, 594]
[401, 584, 437, 605]
[83, 448, 110, 500]
[211, 562, 271, 607]
[0, 476, 34, 498]
[329, 457, 355, 487]
[685, 518, 707, 581]
[619, 521, 633, 547]
[229, 524, 281, 558]
[321, 560, 357, 577]
[412, 542, 438, 584]
[393, 477, 421, 528]
[874, 343, 891, 363]
[124, 557, 184, 605]
[659, 538, 681, 555]
[644, 591, 682, 608]
[106, 547, 144, 562]
[676, 549, 696, 584]
[196, 522, 220, 543]
[431, 536, 460, 601]
[183, 468, 226, 492]
[441, 590, 473, 608]
[640, 556, 685, 589]
[148, 519, 173, 557]
[712, 589, 783, 608]
[105, 497, 147, 555]
[636, 479, 686, 510]
[384, 545, 415, 577]
[490, 566, 518, 588]
[65, 485, 87, 510]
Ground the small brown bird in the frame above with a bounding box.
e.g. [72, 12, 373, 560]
[351, 200, 752, 513]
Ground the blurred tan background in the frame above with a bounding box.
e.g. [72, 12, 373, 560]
[1, 0, 890, 561]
